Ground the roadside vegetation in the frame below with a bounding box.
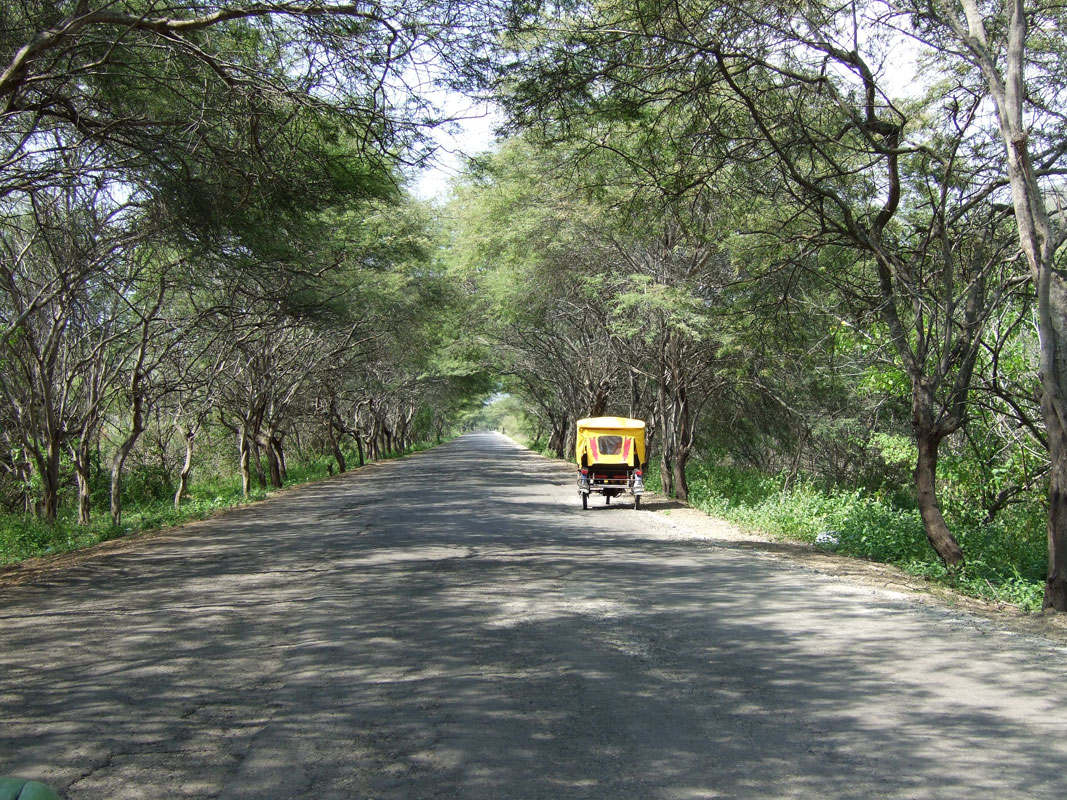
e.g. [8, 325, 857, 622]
[0, 442, 446, 567]
[662, 460, 1046, 613]
[0, 1, 493, 563]
[445, 0, 1067, 612]
[4, 1, 1066, 614]
[509, 421, 1046, 612]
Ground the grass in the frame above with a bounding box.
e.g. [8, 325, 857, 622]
[20, 435, 1044, 614]
[652, 459, 1048, 613]
[0, 444, 438, 568]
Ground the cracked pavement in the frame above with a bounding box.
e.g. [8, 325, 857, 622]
[2, 432, 1067, 798]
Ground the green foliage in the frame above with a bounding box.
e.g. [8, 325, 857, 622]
[121, 464, 175, 504]
[870, 433, 917, 468]
[0, 437, 447, 566]
[0, 516, 125, 565]
[657, 456, 1047, 613]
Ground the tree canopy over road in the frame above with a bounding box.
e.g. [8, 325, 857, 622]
[450, 0, 1066, 607]
[2, 0, 1067, 610]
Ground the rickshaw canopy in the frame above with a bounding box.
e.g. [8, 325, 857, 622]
[575, 417, 646, 468]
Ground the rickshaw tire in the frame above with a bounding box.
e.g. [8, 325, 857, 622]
[582, 493, 588, 510]
[635, 495, 641, 510]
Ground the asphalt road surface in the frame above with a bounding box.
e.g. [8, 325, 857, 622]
[3, 432, 1067, 799]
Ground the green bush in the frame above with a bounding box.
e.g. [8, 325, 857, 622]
[656, 458, 1047, 612]
[0, 438, 446, 567]
[0, 516, 124, 565]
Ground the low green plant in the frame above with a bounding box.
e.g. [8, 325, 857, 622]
[652, 458, 1047, 613]
[0, 439, 441, 567]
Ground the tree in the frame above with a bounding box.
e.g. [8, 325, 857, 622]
[903, 0, 1067, 607]
[450, 138, 630, 457]
[495, 0, 1029, 567]
[0, 0, 499, 202]
[0, 170, 142, 522]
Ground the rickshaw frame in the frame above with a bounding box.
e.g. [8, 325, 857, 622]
[575, 416, 646, 510]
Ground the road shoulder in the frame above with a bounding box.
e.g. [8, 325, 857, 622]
[640, 494, 1067, 647]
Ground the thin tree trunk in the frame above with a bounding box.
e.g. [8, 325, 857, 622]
[669, 342, 692, 502]
[672, 391, 691, 503]
[73, 433, 95, 525]
[629, 368, 641, 419]
[368, 420, 379, 461]
[251, 436, 266, 488]
[1042, 277, 1067, 608]
[547, 412, 562, 456]
[110, 403, 146, 527]
[174, 427, 195, 510]
[951, 0, 1067, 605]
[38, 431, 62, 524]
[261, 429, 283, 488]
[276, 435, 287, 482]
[549, 413, 569, 460]
[657, 379, 674, 496]
[238, 422, 252, 498]
[913, 427, 965, 568]
[329, 424, 347, 474]
[355, 430, 366, 467]
[563, 414, 575, 460]
[75, 465, 91, 525]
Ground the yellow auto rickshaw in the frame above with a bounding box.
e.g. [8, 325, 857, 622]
[576, 416, 646, 510]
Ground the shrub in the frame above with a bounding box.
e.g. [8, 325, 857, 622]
[659, 457, 1047, 613]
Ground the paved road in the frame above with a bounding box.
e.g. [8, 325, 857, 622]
[2, 432, 1067, 799]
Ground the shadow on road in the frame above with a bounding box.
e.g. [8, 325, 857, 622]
[1, 433, 1064, 798]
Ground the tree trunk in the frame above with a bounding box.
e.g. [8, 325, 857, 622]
[382, 422, 393, 456]
[73, 434, 94, 525]
[261, 432, 283, 488]
[587, 376, 610, 417]
[275, 434, 287, 482]
[670, 352, 692, 502]
[111, 400, 147, 527]
[174, 427, 195, 510]
[238, 423, 252, 498]
[253, 437, 267, 487]
[913, 426, 965, 568]
[628, 368, 641, 419]
[548, 412, 569, 459]
[1045, 412, 1067, 609]
[256, 423, 284, 489]
[672, 404, 691, 503]
[329, 423, 347, 474]
[74, 465, 91, 525]
[547, 413, 559, 454]
[368, 420, 380, 461]
[1042, 276, 1067, 609]
[953, 0, 1067, 604]
[672, 452, 689, 502]
[36, 431, 63, 524]
[657, 379, 674, 496]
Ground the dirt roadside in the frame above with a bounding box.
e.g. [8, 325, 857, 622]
[4, 452, 1066, 647]
[0, 466, 376, 591]
[639, 494, 1067, 646]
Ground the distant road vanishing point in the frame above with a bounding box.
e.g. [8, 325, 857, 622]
[2, 432, 1067, 799]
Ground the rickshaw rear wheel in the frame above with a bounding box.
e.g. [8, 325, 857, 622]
[581, 493, 588, 510]
[635, 495, 641, 510]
